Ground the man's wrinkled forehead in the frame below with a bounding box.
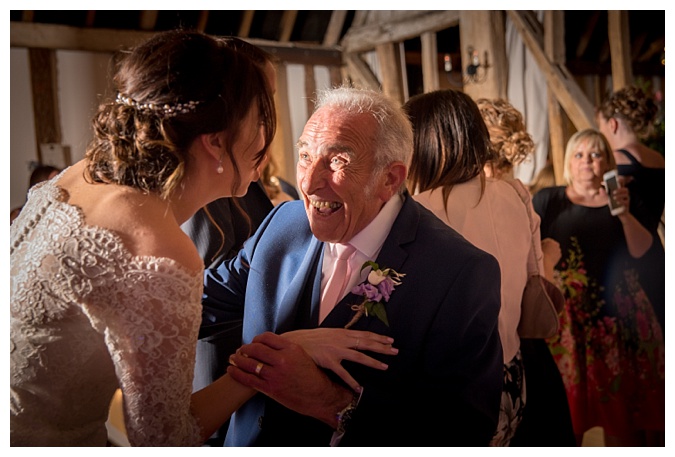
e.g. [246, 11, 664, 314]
[295, 137, 354, 158]
[297, 108, 371, 156]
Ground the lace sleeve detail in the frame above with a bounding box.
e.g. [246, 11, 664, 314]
[82, 259, 204, 446]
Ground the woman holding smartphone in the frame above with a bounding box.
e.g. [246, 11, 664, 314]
[532, 129, 664, 446]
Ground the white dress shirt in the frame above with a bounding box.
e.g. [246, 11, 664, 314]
[320, 194, 404, 314]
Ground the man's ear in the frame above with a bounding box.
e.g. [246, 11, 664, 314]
[199, 131, 226, 161]
[380, 162, 408, 199]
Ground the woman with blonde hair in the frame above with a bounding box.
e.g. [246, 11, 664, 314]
[476, 98, 534, 179]
[533, 128, 664, 446]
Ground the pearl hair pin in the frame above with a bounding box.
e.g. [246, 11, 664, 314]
[116, 93, 201, 118]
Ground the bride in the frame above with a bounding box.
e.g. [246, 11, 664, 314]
[10, 29, 394, 446]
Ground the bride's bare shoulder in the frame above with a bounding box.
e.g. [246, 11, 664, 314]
[58, 163, 202, 273]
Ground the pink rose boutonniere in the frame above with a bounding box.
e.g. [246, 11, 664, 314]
[345, 261, 405, 328]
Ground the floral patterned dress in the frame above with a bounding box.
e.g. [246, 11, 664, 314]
[533, 186, 664, 438]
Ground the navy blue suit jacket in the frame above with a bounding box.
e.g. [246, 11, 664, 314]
[203, 193, 503, 446]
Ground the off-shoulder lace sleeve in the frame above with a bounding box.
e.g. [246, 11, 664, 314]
[81, 258, 205, 446]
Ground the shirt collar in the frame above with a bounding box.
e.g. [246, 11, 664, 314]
[329, 193, 404, 259]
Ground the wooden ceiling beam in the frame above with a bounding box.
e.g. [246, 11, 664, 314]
[575, 11, 600, 58]
[598, 40, 611, 64]
[279, 10, 298, 42]
[630, 32, 648, 61]
[238, 11, 254, 37]
[637, 39, 665, 63]
[10, 22, 154, 52]
[608, 10, 633, 91]
[256, 39, 342, 66]
[421, 31, 439, 93]
[342, 10, 459, 53]
[10, 22, 342, 66]
[544, 10, 565, 64]
[544, 10, 568, 185]
[197, 11, 209, 33]
[323, 10, 348, 46]
[85, 11, 96, 28]
[351, 11, 370, 28]
[376, 42, 405, 105]
[343, 52, 381, 90]
[508, 10, 595, 131]
[139, 11, 158, 31]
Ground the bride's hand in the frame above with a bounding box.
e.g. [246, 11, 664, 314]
[281, 328, 398, 391]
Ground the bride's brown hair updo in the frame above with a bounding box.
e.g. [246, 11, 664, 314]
[85, 29, 276, 199]
[476, 98, 534, 175]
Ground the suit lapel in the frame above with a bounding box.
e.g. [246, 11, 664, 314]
[323, 193, 420, 330]
[272, 236, 324, 333]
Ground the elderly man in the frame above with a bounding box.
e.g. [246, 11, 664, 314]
[204, 87, 503, 446]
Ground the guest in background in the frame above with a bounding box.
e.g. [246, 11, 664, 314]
[29, 164, 61, 188]
[405, 90, 544, 446]
[596, 86, 665, 329]
[10, 164, 61, 224]
[476, 97, 575, 446]
[476, 98, 533, 180]
[533, 128, 664, 446]
[596, 85, 664, 234]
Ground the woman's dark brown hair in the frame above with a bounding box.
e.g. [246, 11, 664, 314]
[403, 89, 496, 205]
[85, 29, 276, 199]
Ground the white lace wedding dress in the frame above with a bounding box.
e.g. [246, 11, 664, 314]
[10, 178, 204, 446]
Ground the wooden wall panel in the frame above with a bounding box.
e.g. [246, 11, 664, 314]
[376, 42, 405, 105]
[421, 32, 440, 93]
[270, 63, 295, 184]
[544, 10, 568, 184]
[29, 48, 61, 160]
[608, 11, 633, 91]
[459, 11, 507, 100]
[508, 10, 595, 131]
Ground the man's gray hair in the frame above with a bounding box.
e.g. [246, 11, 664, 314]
[314, 87, 413, 175]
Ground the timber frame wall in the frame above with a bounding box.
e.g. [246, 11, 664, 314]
[10, 10, 639, 185]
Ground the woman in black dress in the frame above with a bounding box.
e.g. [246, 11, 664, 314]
[533, 129, 664, 446]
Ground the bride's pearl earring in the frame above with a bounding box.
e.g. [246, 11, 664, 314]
[217, 162, 224, 174]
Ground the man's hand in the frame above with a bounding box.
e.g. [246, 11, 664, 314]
[282, 328, 396, 391]
[227, 332, 354, 428]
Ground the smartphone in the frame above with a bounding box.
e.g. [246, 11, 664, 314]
[603, 170, 625, 215]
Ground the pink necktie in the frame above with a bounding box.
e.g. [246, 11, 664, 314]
[320, 243, 356, 323]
